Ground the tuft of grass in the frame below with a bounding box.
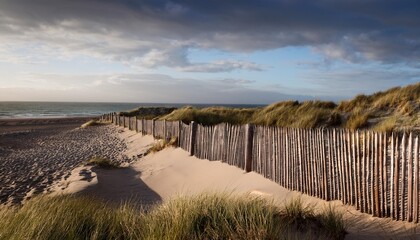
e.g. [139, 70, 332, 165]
[345, 113, 370, 130]
[0, 193, 347, 240]
[372, 116, 398, 133]
[147, 137, 178, 154]
[319, 204, 346, 240]
[0, 195, 143, 240]
[85, 156, 120, 168]
[281, 197, 315, 229]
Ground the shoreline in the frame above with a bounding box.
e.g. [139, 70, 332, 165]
[2, 121, 420, 238]
[0, 116, 98, 134]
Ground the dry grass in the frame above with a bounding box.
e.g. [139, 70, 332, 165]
[162, 106, 257, 125]
[0, 194, 346, 240]
[345, 113, 370, 130]
[127, 83, 419, 132]
[85, 156, 120, 168]
[147, 137, 178, 154]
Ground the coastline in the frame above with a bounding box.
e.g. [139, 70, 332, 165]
[1, 120, 420, 238]
[0, 116, 98, 132]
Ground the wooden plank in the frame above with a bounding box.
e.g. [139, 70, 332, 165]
[414, 136, 419, 223]
[356, 131, 361, 210]
[296, 129, 304, 192]
[309, 129, 316, 197]
[375, 132, 381, 217]
[394, 134, 400, 220]
[321, 129, 328, 200]
[366, 132, 372, 213]
[390, 133, 395, 218]
[348, 130, 354, 206]
[362, 131, 367, 213]
[408, 133, 413, 222]
[344, 130, 350, 205]
[327, 129, 335, 200]
[351, 131, 357, 208]
[286, 128, 290, 188]
[401, 133, 407, 221]
[337, 129, 345, 203]
[382, 133, 388, 217]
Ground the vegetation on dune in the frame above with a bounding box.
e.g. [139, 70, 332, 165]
[85, 156, 120, 168]
[251, 100, 340, 128]
[119, 107, 177, 119]
[162, 106, 257, 125]
[157, 83, 419, 131]
[0, 194, 346, 240]
[147, 137, 178, 154]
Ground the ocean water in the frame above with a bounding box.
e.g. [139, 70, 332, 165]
[0, 102, 263, 119]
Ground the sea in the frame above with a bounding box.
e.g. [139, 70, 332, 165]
[0, 102, 263, 119]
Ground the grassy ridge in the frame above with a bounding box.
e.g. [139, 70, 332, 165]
[0, 194, 346, 240]
[158, 83, 419, 131]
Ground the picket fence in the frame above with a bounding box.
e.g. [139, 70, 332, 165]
[102, 113, 420, 222]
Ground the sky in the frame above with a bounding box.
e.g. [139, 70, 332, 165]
[0, 0, 419, 104]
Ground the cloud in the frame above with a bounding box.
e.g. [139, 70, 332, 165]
[0, 73, 308, 103]
[0, 0, 419, 70]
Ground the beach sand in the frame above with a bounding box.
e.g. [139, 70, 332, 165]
[2, 121, 420, 239]
[49, 125, 420, 239]
[0, 118, 133, 205]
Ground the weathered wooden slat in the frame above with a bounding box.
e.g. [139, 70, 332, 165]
[407, 133, 413, 222]
[374, 132, 380, 217]
[414, 136, 419, 223]
[401, 133, 407, 221]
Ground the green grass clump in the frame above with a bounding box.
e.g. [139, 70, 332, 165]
[0, 195, 143, 240]
[162, 106, 257, 125]
[0, 194, 346, 240]
[86, 156, 120, 168]
[319, 205, 346, 240]
[345, 113, 370, 130]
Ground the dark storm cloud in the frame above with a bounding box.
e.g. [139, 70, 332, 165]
[1, 0, 419, 66]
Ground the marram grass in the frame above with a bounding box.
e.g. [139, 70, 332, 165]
[0, 193, 346, 240]
[154, 82, 420, 132]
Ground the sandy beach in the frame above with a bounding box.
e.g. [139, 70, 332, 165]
[0, 117, 132, 204]
[1, 120, 420, 239]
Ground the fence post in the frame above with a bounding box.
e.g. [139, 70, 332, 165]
[152, 119, 156, 138]
[189, 121, 197, 156]
[178, 121, 182, 147]
[163, 119, 167, 141]
[245, 124, 254, 172]
[135, 118, 138, 132]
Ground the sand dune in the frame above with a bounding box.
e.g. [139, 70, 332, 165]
[49, 125, 420, 239]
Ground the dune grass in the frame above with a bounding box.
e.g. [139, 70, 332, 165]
[162, 106, 257, 125]
[0, 194, 346, 240]
[152, 83, 419, 132]
[146, 137, 178, 155]
[85, 156, 120, 169]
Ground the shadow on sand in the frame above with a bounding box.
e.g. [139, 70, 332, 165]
[77, 166, 162, 208]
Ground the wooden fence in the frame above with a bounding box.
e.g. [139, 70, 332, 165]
[101, 113, 420, 222]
